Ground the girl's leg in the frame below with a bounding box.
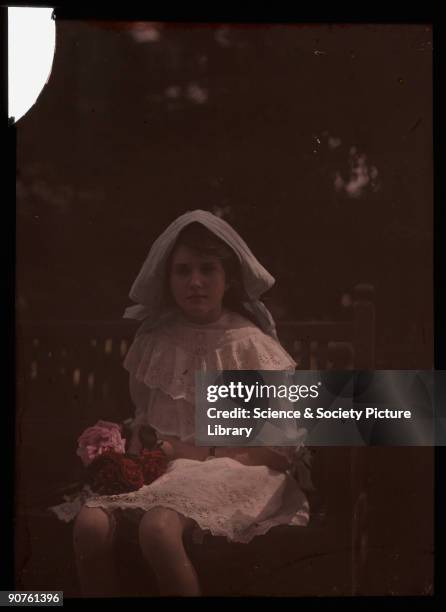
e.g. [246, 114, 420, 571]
[138, 507, 201, 597]
[73, 505, 118, 597]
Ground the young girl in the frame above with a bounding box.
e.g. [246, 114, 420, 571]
[73, 210, 310, 597]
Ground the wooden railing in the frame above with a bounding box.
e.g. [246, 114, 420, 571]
[16, 319, 138, 423]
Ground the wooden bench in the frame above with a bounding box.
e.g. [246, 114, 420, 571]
[14, 284, 433, 596]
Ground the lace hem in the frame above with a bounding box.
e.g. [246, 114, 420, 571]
[48, 485, 96, 523]
[85, 496, 309, 544]
[84, 458, 309, 543]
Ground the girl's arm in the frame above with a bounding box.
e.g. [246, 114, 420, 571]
[215, 446, 291, 472]
[159, 435, 212, 461]
[128, 425, 211, 461]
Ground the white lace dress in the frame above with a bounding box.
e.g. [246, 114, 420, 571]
[59, 311, 310, 543]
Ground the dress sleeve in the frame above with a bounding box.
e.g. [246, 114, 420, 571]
[126, 374, 152, 454]
[129, 373, 152, 427]
[273, 446, 315, 493]
[268, 446, 297, 464]
[124, 334, 152, 427]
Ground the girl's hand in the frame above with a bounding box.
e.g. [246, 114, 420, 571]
[159, 435, 211, 461]
[127, 424, 143, 455]
[223, 447, 290, 472]
[231, 452, 252, 466]
[214, 446, 240, 460]
[159, 441, 175, 460]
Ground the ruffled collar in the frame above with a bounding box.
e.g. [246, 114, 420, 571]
[174, 308, 234, 330]
[123, 310, 296, 404]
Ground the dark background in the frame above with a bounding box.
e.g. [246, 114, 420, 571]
[16, 22, 433, 366]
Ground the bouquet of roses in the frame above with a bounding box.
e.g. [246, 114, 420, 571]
[76, 420, 168, 495]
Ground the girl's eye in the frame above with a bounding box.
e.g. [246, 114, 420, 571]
[174, 264, 190, 276]
[201, 263, 217, 274]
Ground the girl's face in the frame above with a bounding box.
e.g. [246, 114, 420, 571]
[169, 245, 227, 324]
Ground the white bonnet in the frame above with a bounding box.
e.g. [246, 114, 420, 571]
[124, 209, 278, 337]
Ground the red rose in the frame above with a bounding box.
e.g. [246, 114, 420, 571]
[138, 449, 168, 485]
[120, 456, 145, 490]
[86, 449, 144, 495]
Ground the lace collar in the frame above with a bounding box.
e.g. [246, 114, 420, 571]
[123, 310, 296, 404]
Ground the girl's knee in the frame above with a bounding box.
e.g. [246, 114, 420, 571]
[73, 506, 115, 554]
[138, 508, 183, 553]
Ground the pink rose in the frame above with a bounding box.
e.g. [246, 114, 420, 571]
[76, 420, 126, 467]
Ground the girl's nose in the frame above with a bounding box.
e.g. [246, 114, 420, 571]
[190, 271, 204, 288]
